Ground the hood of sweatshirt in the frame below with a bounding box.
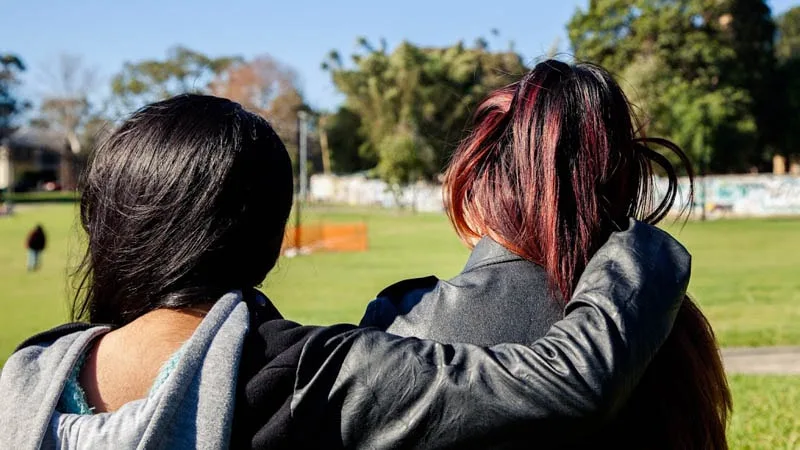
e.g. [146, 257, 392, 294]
[0, 291, 249, 450]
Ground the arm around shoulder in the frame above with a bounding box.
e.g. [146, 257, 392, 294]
[290, 220, 689, 449]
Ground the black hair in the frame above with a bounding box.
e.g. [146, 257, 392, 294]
[73, 94, 293, 325]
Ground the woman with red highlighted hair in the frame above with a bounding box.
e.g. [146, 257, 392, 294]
[363, 60, 732, 449]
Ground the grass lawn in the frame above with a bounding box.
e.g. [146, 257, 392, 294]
[1, 203, 798, 448]
[3, 204, 799, 350]
[0, 204, 79, 364]
[666, 218, 800, 347]
[278, 208, 800, 349]
[728, 375, 800, 449]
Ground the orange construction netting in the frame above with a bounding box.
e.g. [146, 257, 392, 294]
[282, 222, 368, 253]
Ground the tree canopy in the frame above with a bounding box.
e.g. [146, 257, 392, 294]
[110, 46, 239, 113]
[10, 2, 800, 187]
[209, 55, 305, 157]
[324, 37, 526, 184]
[568, 0, 775, 172]
[774, 6, 800, 155]
[0, 54, 28, 140]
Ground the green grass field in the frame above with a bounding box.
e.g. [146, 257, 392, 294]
[728, 375, 800, 449]
[1, 203, 798, 448]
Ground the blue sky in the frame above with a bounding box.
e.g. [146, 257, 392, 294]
[2, 0, 797, 111]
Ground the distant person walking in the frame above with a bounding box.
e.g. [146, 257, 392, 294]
[25, 225, 46, 271]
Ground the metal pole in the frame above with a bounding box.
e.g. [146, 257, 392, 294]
[294, 111, 309, 252]
[298, 110, 309, 202]
[700, 164, 707, 222]
[699, 104, 709, 222]
[294, 195, 302, 252]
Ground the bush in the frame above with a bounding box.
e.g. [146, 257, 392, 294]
[3, 191, 79, 204]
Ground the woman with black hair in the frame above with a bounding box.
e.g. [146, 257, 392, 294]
[0, 94, 689, 449]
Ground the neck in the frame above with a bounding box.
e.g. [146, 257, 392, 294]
[130, 306, 211, 340]
[81, 305, 213, 413]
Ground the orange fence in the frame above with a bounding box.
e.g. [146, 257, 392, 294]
[282, 222, 369, 253]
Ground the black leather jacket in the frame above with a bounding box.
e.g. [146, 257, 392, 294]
[361, 236, 563, 346]
[235, 220, 690, 449]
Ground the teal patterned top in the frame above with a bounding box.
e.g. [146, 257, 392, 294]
[57, 346, 186, 415]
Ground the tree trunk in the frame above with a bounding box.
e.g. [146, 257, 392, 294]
[319, 127, 332, 174]
[60, 131, 81, 191]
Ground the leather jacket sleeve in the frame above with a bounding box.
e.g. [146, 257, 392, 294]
[291, 220, 690, 449]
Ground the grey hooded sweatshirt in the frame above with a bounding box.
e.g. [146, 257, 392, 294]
[0, 292, 249, 450]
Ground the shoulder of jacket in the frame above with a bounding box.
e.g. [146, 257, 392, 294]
[361, 276, 441, 329]
[375, 275, 440, 303]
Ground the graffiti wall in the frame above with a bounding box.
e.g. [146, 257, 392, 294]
[657, 175, 800, 218]
[312, 174, 800, 218]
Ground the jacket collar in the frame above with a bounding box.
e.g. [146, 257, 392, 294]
[462, 237, 526, 273]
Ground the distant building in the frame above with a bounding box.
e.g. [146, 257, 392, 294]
[0, 128, 71, 192]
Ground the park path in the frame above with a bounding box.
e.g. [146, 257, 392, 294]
[722, 347, 800, 375]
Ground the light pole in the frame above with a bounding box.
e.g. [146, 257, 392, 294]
[298, 110, 309, 202]
[294, 110, 310, 252]
[699, 103, 710, 222]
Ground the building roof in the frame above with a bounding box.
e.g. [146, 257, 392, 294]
[3, 128, 68, 155]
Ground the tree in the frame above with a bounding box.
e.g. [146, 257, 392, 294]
[210, 55, 304, 161]
[324, 37, 526, 183]
[722, 0, 777, 168]
[322, 107, 369, 173]
[78, 115, 113, 156]
[776, 6, 800, 60]
[660, 81, 756, 173]
[0, 54, 28, 140]
[375, 125, 435, 186]
[35, 54, 100, 190]
[376, 125, 436, 209]
[774, 6, 800, 156]
[110, 46, 239, 113]
[568, 0, 772, 173]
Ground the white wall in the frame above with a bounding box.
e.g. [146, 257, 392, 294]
[309, 174, 444, 212]
[312, 173, 800, 218]
[0, 147, 10, 191]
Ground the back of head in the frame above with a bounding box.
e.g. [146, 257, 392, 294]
[446, 59, 688, 298]
[74, 94, 293, 325]
[446, 60, 730, 448]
